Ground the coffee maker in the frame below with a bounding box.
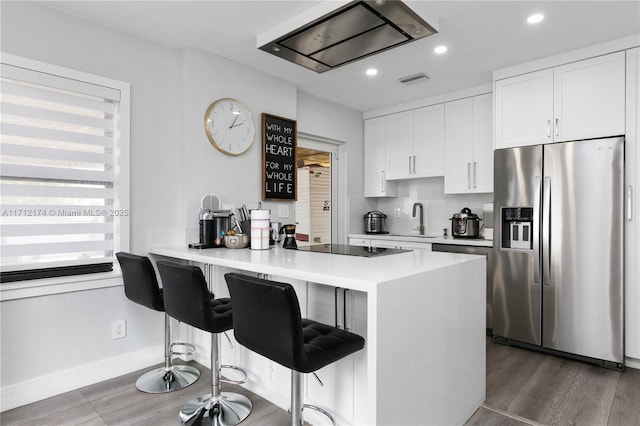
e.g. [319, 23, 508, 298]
[280, 224, 297, 249]
[190, 194, 230, 249]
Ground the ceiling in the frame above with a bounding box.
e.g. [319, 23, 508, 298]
[39, 1, 640, 112]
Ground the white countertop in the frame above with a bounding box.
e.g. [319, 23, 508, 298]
[349, 233, 494, 247]
[149, 244, 483, 293]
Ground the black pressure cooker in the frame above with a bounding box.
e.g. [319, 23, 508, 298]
[450, 207, 482, 238]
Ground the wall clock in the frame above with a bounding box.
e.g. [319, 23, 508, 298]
[204, 98, 255, 155]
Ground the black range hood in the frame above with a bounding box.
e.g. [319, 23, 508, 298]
[258, 1, 438, 73]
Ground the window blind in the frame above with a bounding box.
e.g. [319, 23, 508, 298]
[0, 63, 123, 281]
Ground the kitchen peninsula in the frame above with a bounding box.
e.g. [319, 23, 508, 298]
[150, 245, 486, 425]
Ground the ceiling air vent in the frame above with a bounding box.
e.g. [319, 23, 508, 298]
[398, 72, 430, 85]
[258, 1, 439, 73]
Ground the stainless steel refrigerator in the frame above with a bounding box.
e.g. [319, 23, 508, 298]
[492, 136, 624, 369]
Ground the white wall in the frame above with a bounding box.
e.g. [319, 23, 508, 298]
[0, 1, 184, 401]
[0, 1, 363, 409]
[297, 90, 365, 197]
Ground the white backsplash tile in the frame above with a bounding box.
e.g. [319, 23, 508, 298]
[363, 177, 493, 237]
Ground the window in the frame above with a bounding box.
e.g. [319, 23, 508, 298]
[0, 54, 129, 283]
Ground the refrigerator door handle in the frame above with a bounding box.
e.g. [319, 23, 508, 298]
[533, 176, 542, 284]
[542, 176, 552, 286]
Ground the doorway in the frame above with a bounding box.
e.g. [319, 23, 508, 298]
[295, 136, 344, 246]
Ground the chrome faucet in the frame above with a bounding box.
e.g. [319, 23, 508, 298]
[412, 202, 424, 235]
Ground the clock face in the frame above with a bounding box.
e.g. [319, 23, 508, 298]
[204, 98, 255, 155]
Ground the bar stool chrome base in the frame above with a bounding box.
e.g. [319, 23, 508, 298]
[135, 364, 201, 394]
[289, 371, 336, 426]
[136, 314, 200, 393]
[179, 392, 252, 426]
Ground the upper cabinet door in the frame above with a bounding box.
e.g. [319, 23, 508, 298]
[385, 111, 413, 180]
[494, 69, 554, 149]
[495, 51, 626, 149]
[413, 104, 445, 178]
[444, 98, 475, 194]
[473, 93, 494, 193]
[554, 51, 626, 142]
[364, 117, 395, 197]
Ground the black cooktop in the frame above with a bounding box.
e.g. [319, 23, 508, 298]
[296, 244, 411, 257]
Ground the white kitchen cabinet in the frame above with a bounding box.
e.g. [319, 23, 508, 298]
[364, 117, 396, 197]
[625, 47, 639, 362]
[350, 237, 431, 251]
[385, 111, 413, 179]
[386, 104, 445, 179]
[444, 93, 493, 194]
[348, 237, 370, 247]
[494, 69, 554, 148]
[369, 239, 432, 250]
[495, 51, 626, 149]
[414, 104, 445, 177]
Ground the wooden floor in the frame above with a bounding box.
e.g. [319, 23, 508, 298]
[2, 337, 639, 425]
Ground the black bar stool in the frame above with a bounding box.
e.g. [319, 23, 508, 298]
[225, 273, 365, 426]
[157, 261, 252, 426]
[116, 252, 200, 393]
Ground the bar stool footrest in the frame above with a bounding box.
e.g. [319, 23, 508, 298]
[219, 364, 248, 385]
[303, 404, 336, 426]
[171, 342, 196, 356]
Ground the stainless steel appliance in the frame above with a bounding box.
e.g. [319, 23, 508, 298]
[450, 207, 482, 238]
[432, 243, 493, 333]
[258, 1, 437, 73]
[493, 137, 624, 369]
[364, 211, 388, 234]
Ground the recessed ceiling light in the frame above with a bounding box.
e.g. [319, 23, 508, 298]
[434, 45, 448, 54]
[366, 68, 378, 76]
[527, 13, 544, 24]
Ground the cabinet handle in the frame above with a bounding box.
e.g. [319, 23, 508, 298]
[629, 185, 633, 222]
[547, 120, 551, 138]
[555, 118, 559, 137]
[408, 156, 412, 174]
[381, 170, 385, 192]
[413, 156, 416, 174]
[473, 162, 477, 188]
[467, 162, 471, 188]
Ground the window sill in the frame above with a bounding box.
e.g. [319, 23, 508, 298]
[0, 269, 123, 301]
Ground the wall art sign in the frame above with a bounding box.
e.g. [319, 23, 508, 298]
[262, 113, 297, 200]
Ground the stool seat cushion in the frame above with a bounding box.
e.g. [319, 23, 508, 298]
[225, 273, 365, 374]
[300, 319, 365, 373]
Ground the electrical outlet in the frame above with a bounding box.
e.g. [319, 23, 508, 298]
[395, 208, 401, 217]
[112, 320, 126, 339]
[278, 205, 289, 218]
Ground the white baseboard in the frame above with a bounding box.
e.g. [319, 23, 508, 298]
[1, 345, 163, 412]
[626, 356, 640, 370]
